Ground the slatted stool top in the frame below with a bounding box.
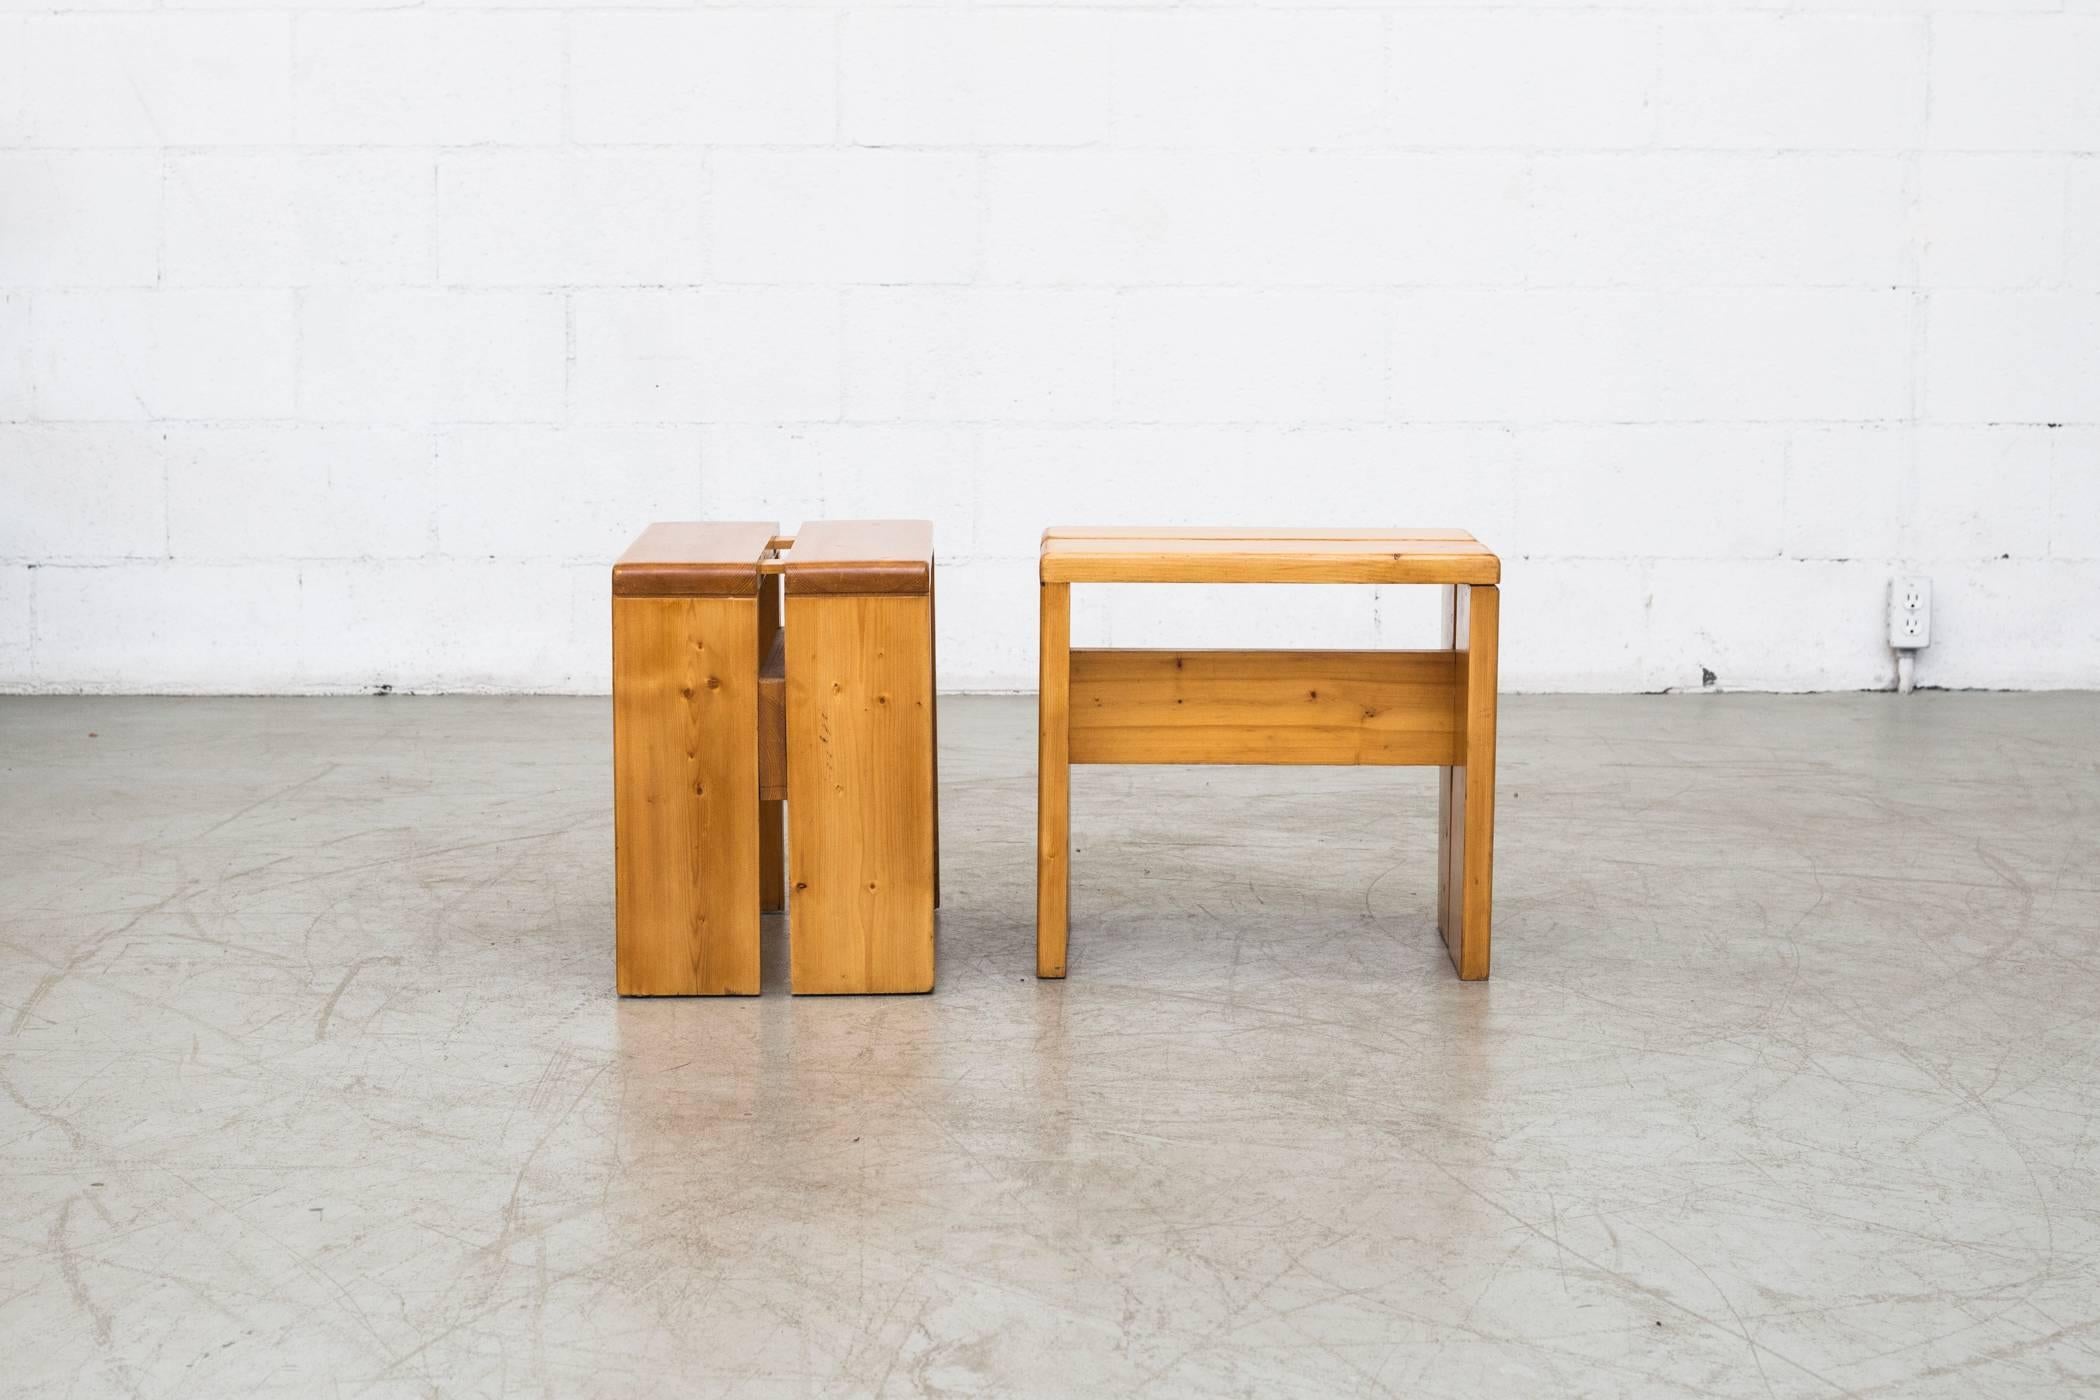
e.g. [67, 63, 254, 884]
[613, 520, 933, 597]
[1040, 526, 1499, 586]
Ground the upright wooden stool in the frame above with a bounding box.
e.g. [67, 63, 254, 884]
[612, 520, 937, 996]
[1035, 527, 1501, 981]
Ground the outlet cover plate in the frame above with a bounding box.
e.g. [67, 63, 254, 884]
[1889, 576, 1931, 649]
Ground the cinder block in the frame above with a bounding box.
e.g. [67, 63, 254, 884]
[2067, 161, 2100, 291]
[1109, 12, 1386, 149]
[1642, 560, 1884, 692]
[711, 153, 979, 285]
[0, 20, 21, 149]
[1391, 289, 1914, 424]
[571, 11, 834, 146]
[437, 152, 704, 287]
[1390, 12, 1657, 149]
[299, 559, 595, 692]
[1925, 561, 2100, 690]
[165, 426, 436, 562]
[1931, 16, 2100, 152]
[841, 11, 1111, 147]
[1653, 14, 1926, 150]
[697, 425, 973, 526]
[2051, 429, 2100, 560]
[1784, 426, 1909, 561]
[1924, 292, 2100, 424]
[0, 566, 28, 684]
[0, 294, 26, 420]
[1113, 290, 1387, 423]
[569, 288, 841, 424]
[1919, 155, 2070, 290]
[974, 428, 1249, 559]
[298, 290, 563, 423]
[31, 290, 297, 421]
[30, 563, 304, 692]
[293, 12, 561, 146]
[0, 153, 159, 287]
[984, 152, 1529, 288]
[910, 554, 1034, 692]
[0, 426, 165, 560]
[24, 14, 292, 146]
[1496, 559, 1648, 693]
[983, 153, 1246, 287]
[435, 426, 700, 560]
[1525, 154, 1910, 287]
[1094, 580, 1389, 654]
[164, 152, 434, 287]
[1232, 426, 1520, 547]
[1908, 427, 2054, 560]
[844, 288, 1115, 422]
[1513, 426, 1786, 560]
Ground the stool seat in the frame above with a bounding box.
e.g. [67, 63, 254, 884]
[612, 521, 778, 596]
[1041, 526, 1499, 586]
[785, 520, 934, 595]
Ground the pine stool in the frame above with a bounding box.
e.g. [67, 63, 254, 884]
[1035, 527, 1501, 981]
[612, 520, 938, 996]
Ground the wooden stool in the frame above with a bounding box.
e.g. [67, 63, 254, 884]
[612, 520, 938, 996]
[1035, 527, 1501, 981]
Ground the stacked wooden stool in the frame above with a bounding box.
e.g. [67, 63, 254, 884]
[612, 520, 938, 996]
[1036, 527, 1501, 981]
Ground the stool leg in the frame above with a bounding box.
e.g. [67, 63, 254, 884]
[1437, 584, 1498, 980]
[786, 592, 937, 993]
[1037, 581, 1071, 978]
[613, 595, 761, 995]
[930, 560, 941, 910]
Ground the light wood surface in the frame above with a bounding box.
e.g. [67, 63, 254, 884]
[929, 559, 941, 909]
[1067, 649, 1462, 767]
[1043, 526, 1480, 542]
[1034, 524, 1500, 983]
[612, 595, 761, 996]
[1437, 585, 1498, 981]
[1040, 527, 1499, 587]
[784, 519, 934, 596]
[1036, 582, 1071, 979]
[786, 593, 937, 994]
[612, 521, 778, 598]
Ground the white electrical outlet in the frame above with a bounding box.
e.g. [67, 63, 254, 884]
[1889, 576, 1931, 649]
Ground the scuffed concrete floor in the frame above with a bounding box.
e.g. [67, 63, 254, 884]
[2, 693, 2098, 1399]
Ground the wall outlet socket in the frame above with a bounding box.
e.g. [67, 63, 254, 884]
[1889, 576, 1931, 649]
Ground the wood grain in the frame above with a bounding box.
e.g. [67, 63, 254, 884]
[1037, 581, 1071, 979]
[1067, 649, 1462, 767]
[1437, 585, 1498, 981]
[783, 519, 934, 596]
[786, 593, 937, 994]
[612, 521, 778, 598]
[612, 595, 760, 996]
[929, 558, 941, 909]
[1044, 526, 1480, 542]
[1039, 533, 1499, 586]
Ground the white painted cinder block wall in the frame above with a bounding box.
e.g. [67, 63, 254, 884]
[2, 4, 2096, 694]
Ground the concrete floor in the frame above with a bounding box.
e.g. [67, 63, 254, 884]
[2, 694, 2097, 1398]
